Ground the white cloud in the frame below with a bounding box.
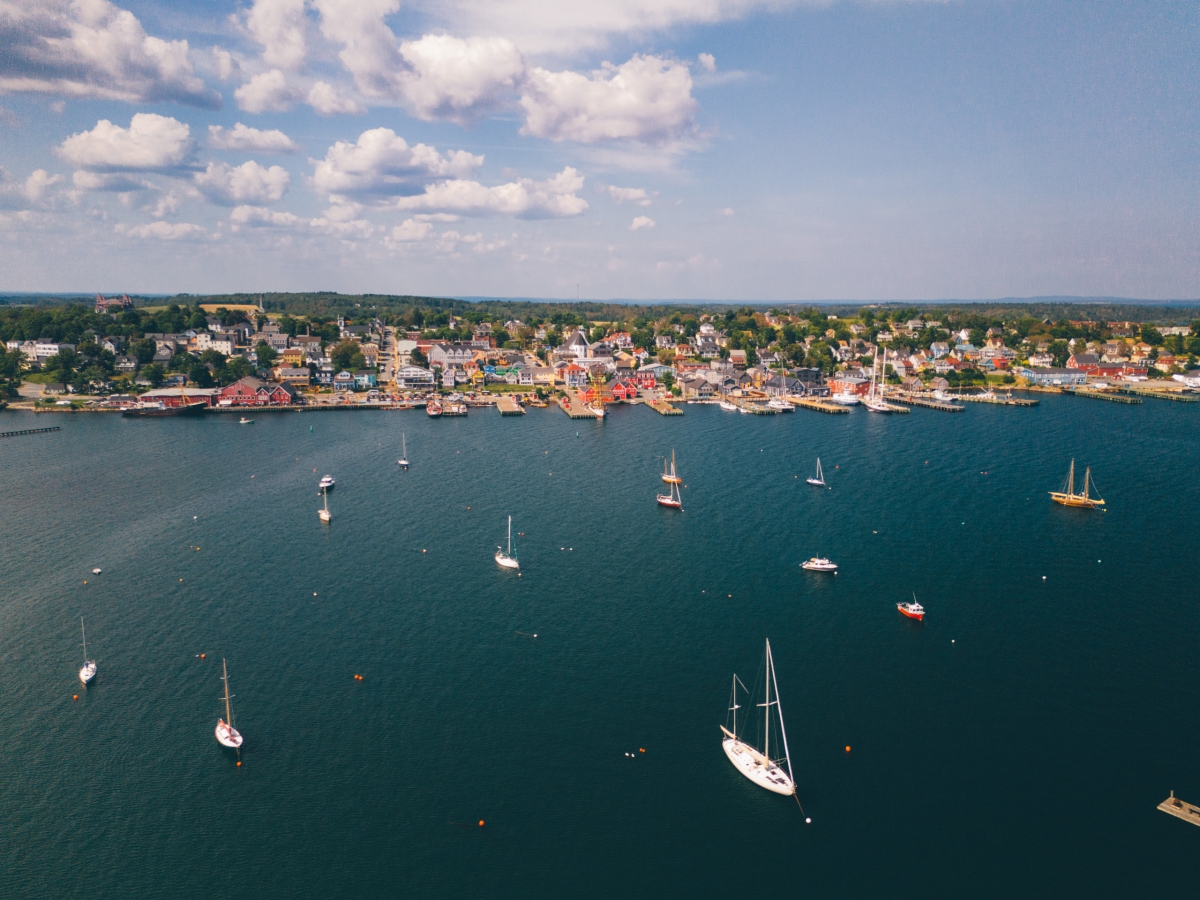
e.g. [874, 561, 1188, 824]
[312, 128, 482, 196]
[698, 53, 716, 72]
[311, 0, 405, 97]
[393, 167, 587, 218]
[718, 206, 734, 215]
[211, 48, 242, 81]
[0, 0, 220, 107]
[229, 203, 374, 239]
[57, 114, 193, 171]
[24, 169, 64, 204]
[630, 215, 655, 230]
[307, 81, 366, 115]
[520, 55, 696, 145]
[394, 34, 525, 124]
[194, 161, 290, 205]
[208, 123, 298, 153]
[146, 191, 183, 218]
[234, 69, 303, 113]
[603, 185, 654, 206]
[390, 219, 433, 241]
[229, 204, 303, 228]
[71, 170, 152, 192]
[117, 220, 207, 240]
[242, 0, 309, 71]
[0, 167, 64, 209]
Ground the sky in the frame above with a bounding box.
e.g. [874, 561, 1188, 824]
[0, 0, 1196, 301]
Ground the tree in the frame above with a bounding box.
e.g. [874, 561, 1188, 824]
[255, 341, 278, 368]
[224, 357, 252, 381]
[1141, 325, 1163, 346]
[143, 363, 165, 387]
[188, 363, 215, 387]
[1049, 340, 1070, 367]
[410, 347, 428, 366]
[133, 338, 157, 365]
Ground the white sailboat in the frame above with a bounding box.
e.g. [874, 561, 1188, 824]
[495, 515, 519, 569]
[398, 432, 408, 469]
[864, 348, 894, 413]
[79, 616, 96, 685]
[319, 486, 331, 523]
[215, 658, 244, 748]
[806, 458, 826, 487]
[720, 639, 796, 796]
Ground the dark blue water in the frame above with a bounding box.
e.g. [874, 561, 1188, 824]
[1, 397, 1197, 898]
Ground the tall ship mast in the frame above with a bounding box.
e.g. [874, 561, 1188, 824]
[1049, 459, 1105, 509]
[720, 639, 797, 797]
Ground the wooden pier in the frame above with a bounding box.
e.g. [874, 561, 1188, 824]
[649, 399, 683, 415]
[0, 425, 61, 438]
[892, 395, 964, 412]
[1124, 388, 1198, 403]
[559, 392, 599, 419]
[953, 394, 1040, 407]
[1068, 388, 1142, 404]
[787, 397, 849, 414]
[495, 396, 525, 415]
[1158, 792, 1200, 827]
[737, 402, 778, 415]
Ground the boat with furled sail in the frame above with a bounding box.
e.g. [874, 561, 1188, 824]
[1049, 459, 1105, 509]
[495, 515, 519, 569]
[661, 450, 682, 485]
[215, 658, 243, 749]
[79, 617, 96, 685]
[720, 639, 798, 797]
[806, 458, 826, 487]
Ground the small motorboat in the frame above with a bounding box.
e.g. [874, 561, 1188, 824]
[318, 475, 335, 492]
[897, 596, 925, 620]
[92, 568, 102, 575]
[801, 557, 837, 572]
[719, 399, 738, 411]
[830, 392, 860, 406]
[239, 417, 254, 424]
[427, 400, 443, 417]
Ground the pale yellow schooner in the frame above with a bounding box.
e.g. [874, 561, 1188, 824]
[1049, 459, 1105, 509]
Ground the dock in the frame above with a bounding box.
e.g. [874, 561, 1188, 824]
[1124, 388, 1198, 403]
[891, 395, 964, 412]
[0, 425, 62, 438]
[559, 392, 599, 419]
[953, 394, 1040, 407]
[495, 396, 525, 415]
[787, 397, 849, 414]
[649, 399, 684, 415]
[737, 402, 778, 415]
[1067, 388, 1142, 404]
[1158, 792, 1200, 827]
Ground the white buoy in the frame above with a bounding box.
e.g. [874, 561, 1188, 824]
[805, 817, 811, 824]
[1042, 576, 1047, 580]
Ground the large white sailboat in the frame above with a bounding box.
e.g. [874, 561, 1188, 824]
[720, 639, 796, 796]
[806, 458, 826, 487]
[398, 432, 408, 469]
[864, 348, 895, 413]
[319, 486, 331, 523]
[215, 658, 243, 749]
[495, 515, 520, 569]
[78, 616, 96, 685]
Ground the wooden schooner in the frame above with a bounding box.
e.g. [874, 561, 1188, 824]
[1049, 459, 1105, 509]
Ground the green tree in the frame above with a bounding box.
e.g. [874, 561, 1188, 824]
[1049, 340, 1070, 367]
[188, 363, 215, 387]
[224, 357, 252, 381]
[256, 341, 278, 368]
[1141, 325, 1163, 346]
[410, 347, 428, 366]
[133, 338, 157, 365]
[143, 363, 165, 387]
[330, 339, 364, 371]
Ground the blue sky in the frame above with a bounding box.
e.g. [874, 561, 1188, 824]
[0, 0, 1196, 300]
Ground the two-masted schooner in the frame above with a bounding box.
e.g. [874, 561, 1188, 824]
[1049, 459, 1105, 509]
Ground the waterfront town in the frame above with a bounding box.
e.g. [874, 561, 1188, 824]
[2, 294, 1199, 414]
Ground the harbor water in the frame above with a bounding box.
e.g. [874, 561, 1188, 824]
[1, 396, 1197, 898]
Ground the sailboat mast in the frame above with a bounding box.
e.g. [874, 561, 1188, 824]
[1068, 459, 1075, 495]
[222, 659, 232, 725]
[507, 515, 512, 555]
[768, 641, 796, 791]
[1084, 467, 1090, 501]
[80, 616, 87, 662]
[763, 640, 770, 761]
[731, 674, 738, 736]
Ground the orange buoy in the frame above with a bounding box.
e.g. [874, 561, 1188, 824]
[639, 748, 645, 753]
[845, 746, 851, 753]
[179, 578, 183, 582]
[478, 820, 484, 827]
[83, 581, 87, 585]
[200, 653, 206, 659]
[73, 694, 78, 700]
[236, 761, 241, 767]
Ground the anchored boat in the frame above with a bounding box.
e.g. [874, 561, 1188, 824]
[656, 455, 683, 509]
[801, 557, 837, 572]
[398, 432, 408, 469]
[897, 594, 925, 620]
[806, 458, 826, 487]
[79, 616, 96, 685]
[215, 658, 243, 749]
[319, 486, 331, 523]
[495, 515, 519, 569]
[1049, 459, 1105, 509]
[661, 450, 682, 485]
[720, 639, 797, 797]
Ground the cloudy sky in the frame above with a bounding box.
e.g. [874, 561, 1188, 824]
[0, 0, 1196, 300]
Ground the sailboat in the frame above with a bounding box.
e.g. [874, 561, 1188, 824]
[1049, 459, 1105, 509]
[806, 458, 826, 487]
[720, 639, 796, 796]
[661, 450, 682, 484]
[319, 486, 332, 523]
[215, 658, 243, 748]
[656, 459, 683, 509]
[864, 348, 895, 412]
[398, 432, 408, 469]
[495, 515, 519, 569]
[79, 616, 96, 685]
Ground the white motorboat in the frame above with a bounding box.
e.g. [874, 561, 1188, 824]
[831, 392, 860, 405]
[318, 475, 335, 492]
[801, 557, 838, 572]
[239, 417, 253, 424]
[719, 399, 738, 411]
[92, 567, 102, 575]
[767, 398, 793, 411]
[720, 640, 797, 797]
[495, 515, 520, 569]
[79, 617, 96, 685]
[806, 458, 826, 487]
[319, 486, 332, 523]
[398, 432, 408, 469]
[215, 658, 244, 748]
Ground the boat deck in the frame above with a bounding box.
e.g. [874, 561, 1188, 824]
[1158, 792, 1200, 826]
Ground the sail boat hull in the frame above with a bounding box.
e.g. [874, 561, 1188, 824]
[656, 495, 682, 508]
[721, 735, 795, 795]
[495, 552, 519, 569]
[79, 662, 96, 684]
[1048, 492, 1104, 509]
[215, 719, 243, 748]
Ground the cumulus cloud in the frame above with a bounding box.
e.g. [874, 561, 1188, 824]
[698, 53, 716, 72]
[394, 34, 525, 124]
[57, 113, 193, 171]
[312, 128, 482, 196]
[311, 0, 405, 95]
[117, 220, 207, 240]
[0, 0, 220, 107]
[718, 206, 734, 215]
[194, 160, 290, 205]
[390, 218, 433, 242]
[234, 69, 303, 113]
[241, 0, 309, 71]
[0, 167, 64, 209]
[208, 122, 298, 153]
[520, 55, 696, 145]
[392, 166, 587, 218]
[307, 81, 365, 115]
[229, 202, 374, 239]
[211, 48, 242, 81]
[630, 215, 655, 230]
[602, 185, 654, 206]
